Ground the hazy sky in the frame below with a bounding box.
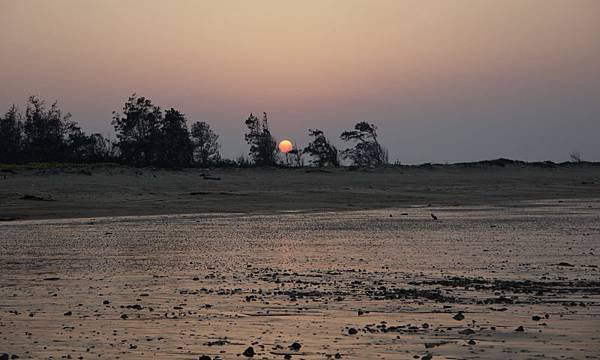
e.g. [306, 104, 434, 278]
[1, 0, 599, 163]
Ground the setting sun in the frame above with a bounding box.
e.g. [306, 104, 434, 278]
[278, 139, 293, 153]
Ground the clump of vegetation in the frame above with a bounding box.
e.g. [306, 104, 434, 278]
[112, 95, 195, 167]
[244, 112, 277, 167]
[340, 122, 387, 167]
[303, 129, 339, 167]
[0, 96, 116, 164]
[569, 152, 582, 163]
[2, 95, 397, 169]
[190, 121, 221, 167]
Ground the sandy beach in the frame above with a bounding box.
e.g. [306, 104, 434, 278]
[1, 164, 600, 220]
[1, 198, 599, 359]
[1, 165, 599, 359]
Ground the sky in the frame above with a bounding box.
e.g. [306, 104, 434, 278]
[1, 0, 599, 163]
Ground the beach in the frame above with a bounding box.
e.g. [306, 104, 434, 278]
[1, 166, 599, 359]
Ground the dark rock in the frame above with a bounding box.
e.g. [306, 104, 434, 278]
[242, 346, 255, 357]
[64, 311, 72, 316]
[348, 328, 358, 335]
[289, 342, 302, 351]
[121, 314, 128, 320]
[458, 328, 475, 335]
[422, 353, 433, 360]
[532, 315, 541, 321]
[468, 339, 476, 345]
[334, 353, 342, 359]
[21, 194, 54, 201]
[515, 326, 524, 332]
[453, 312, 465, 321]
[199, 356, 212, 360]
[557, 262, 574, 267]
[0, 354, 8, 360]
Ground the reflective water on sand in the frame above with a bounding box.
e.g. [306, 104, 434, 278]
[1, 200, 599, 359]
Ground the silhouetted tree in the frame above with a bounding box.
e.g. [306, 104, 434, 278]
[158, 108, 193, 167]
[244, 112, 277, 166]
[190, 121, 220, 167]
[569, 152, 582, 163]
[112, 95, 164, 166]
[340, 122, 385, 167]
[22, 96, 81, 162]
[0, 105, 24, 163]
[83, 134, 118, 162]
[286, 146, 304, 167]
[303, 129, 339, 167]
[63, 131, 115, 163]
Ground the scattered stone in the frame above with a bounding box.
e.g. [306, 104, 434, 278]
[199, 356, 212, 360]
[21, 194, 54, 201]
[289, 342, 302, 351]
[348, 328, 358, 335]
[458, 328, 475, 335]
[422, 352, 433, 360]
[557, 262, 574, 267]
[64, 311, 72, 316]
[453, 312, 465, 321]
[515, 326, 525, 332]
[242, 346, 255, 357]
[468, 339, 476, 345]
[532, 315, 541, 321]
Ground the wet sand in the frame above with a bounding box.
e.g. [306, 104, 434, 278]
[1, 199, 599, 359]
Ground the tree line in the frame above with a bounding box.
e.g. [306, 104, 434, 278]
[0, 95, 387, 168]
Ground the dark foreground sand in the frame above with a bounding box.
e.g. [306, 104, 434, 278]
[1, 164, 600, 220]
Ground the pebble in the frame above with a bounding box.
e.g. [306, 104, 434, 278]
[242, 346, 255, 357]
[453, 312, 465, 321]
